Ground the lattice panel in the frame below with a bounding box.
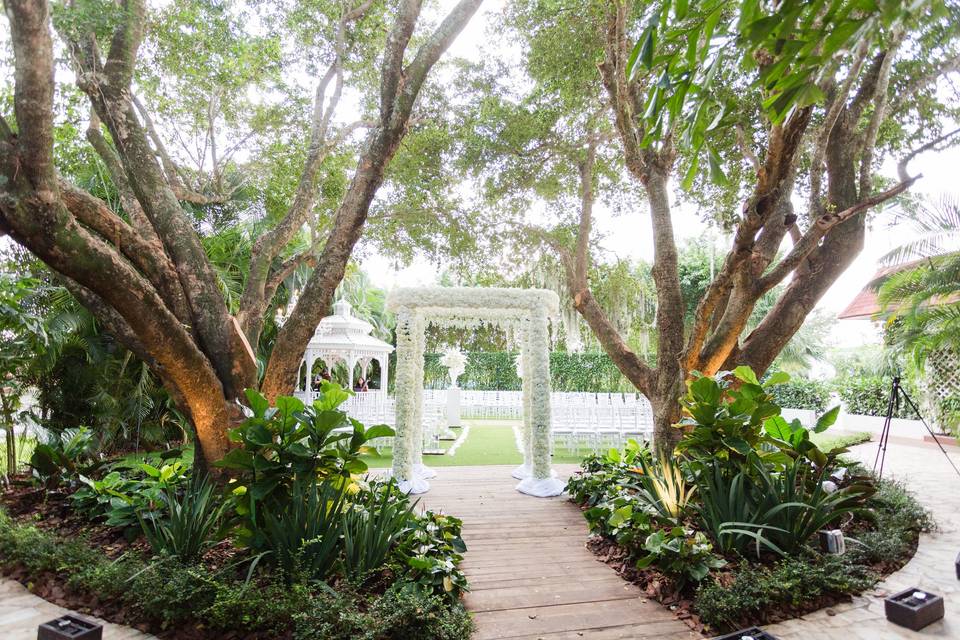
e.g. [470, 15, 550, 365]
[918, 348, 960, 434]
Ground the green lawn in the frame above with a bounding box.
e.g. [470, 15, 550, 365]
[363, 419, 590, 468]
[811, 430, 872, 451]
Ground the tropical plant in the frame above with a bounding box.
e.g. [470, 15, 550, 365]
[677, 367, 842, 471]
[28, 426, 101, 488]
[636, 526, 725, 588]
[634, 452, 696, 521]
[341, 480, 416, 581]
[216, 384, 394, 538]
[137, 474, 226, 563]
[71, 458, 188, 532]
[257, 476, 347, 583]
[702, 455, 875, 558]
[877, 195, 960, 376]
[392, 510, 470, 599]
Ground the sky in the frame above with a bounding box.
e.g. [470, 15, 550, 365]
[362, 0, 960, 349]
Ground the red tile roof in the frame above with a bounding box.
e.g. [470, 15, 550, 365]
[837, 259, 954, 320]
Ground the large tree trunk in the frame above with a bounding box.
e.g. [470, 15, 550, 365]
[0, 0, 484, 468]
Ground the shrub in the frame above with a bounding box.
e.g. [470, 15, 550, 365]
[834, 376, 918, 418]
[392, 509, 470, 599]
[767, 378, 829, 412]
[422, 350, 637, 392]
[342, 480, 415, 580]
[0, 508, 472, 639]
[216, 385, 394, 538]
[257, 476, 347, 583]
[636, 526, 725, 587]
[694, 554, 876, 632]
[71, 459, 188, 533]
[28, 426, 102, 487]
[363, 583, 474, 640]
[137, 474, 226, 563]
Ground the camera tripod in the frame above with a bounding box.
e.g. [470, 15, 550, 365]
[873, 375, 960, 480]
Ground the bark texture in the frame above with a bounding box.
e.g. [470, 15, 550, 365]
[0, 0, 483, 467]
[555, 6, 925, 452]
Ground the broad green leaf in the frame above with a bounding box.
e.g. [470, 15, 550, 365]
[722, 436, 752, 455]
[214, 448, 255, 470]
[814, 405, 841, 433]
[763, 415, 792, 440]
[732, 366, 760, 385]
[244, 388, 269, 418]
[274, 395, 305, 417]
[364, 424, 396, 441]
[765, 371, 791, 386]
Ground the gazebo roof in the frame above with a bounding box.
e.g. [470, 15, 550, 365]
[306, 300, 393, 356]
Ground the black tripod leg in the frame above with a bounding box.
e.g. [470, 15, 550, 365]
[874, 378, 899, 478]
[898, 387, 960, 480]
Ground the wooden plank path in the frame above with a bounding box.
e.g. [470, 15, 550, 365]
[417, 464, 698, 640]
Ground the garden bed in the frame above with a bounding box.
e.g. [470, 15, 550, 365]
[566, 368, 933, 636]
[0, 388, 473, 640]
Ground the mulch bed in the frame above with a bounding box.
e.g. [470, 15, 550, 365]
[584, 528, 920, 636]
[0, 477, 258, 639]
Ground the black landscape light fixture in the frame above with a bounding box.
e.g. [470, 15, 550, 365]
[37, 615, 103, 640]
[884, 587, 945, 631]
[713, 627, 780, 640]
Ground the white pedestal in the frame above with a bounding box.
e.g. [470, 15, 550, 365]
[446, 387, 462, 428]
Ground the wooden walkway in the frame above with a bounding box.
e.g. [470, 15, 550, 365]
[418, 465, 697, 640]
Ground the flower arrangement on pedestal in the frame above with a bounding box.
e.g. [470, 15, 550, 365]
[440, 348, 467, 389]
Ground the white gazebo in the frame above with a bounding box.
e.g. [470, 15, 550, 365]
[293, 300, 393, 402]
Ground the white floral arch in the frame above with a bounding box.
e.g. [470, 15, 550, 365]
[385, 286, 566, 497]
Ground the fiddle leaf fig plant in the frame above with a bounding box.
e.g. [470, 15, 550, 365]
[676, 367, 842, 470]
[215, 382, 395, 542]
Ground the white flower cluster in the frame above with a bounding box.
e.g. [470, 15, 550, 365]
[387, 286, 565, 497]
[439, 348, 467, 388]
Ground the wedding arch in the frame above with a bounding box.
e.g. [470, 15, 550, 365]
[385, 286, 566, 497]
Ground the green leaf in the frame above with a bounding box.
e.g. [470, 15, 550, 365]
[138, 462, 160, 478]
[681, 148, 702, 191]
[214, 448, 255, 471]
[244, 388, 269, 418]
[823, 19, 865, 56]
[364, 424, 396, 441]
[689, 375, 722, 405]
[274, 395, 305, 417]
[763, 415, 792, 440]
[722, 436, 752, 455]
[765, 371, 791, 386]
[674, 0, 688, 20]
[814, 405, 841, 433]
[732, 366, 759, 385]
[706, 145, 729, 186]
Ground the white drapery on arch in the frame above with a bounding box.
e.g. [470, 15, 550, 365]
[386, 286, 565, 497]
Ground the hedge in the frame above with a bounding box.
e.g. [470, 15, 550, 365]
[421, 351, 636, 393]
[767, 379, 830, 412]
[834, 376, 918, 419]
